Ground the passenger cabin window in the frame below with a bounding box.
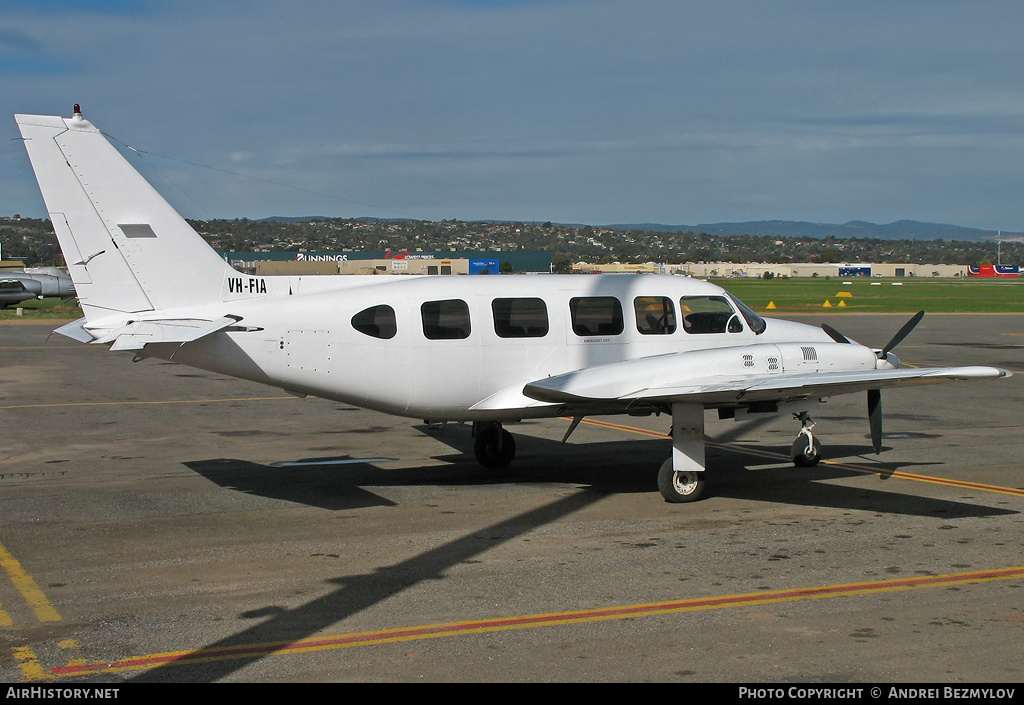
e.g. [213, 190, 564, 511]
[492, 298, 549, 338]
[679, 295, 743, 334]
[351, 304, 397, 339]
[570, 297, 623, 336]
[634, 296, 676, 335]
[421, 299, 471, 340]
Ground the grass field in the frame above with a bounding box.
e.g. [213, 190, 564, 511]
[1, 276, 1022, 321]
[718, 277, 1024, 314]
[0, 297, 82, 320]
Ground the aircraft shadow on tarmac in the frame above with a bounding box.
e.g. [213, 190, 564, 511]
[151, 424, 1018, 685]
[185, 423, 1015, 520]
[128, 487, 609, 683]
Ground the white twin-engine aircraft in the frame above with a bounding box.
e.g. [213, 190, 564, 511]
[16, 107, 1011, 503]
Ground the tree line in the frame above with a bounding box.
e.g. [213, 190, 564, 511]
[2, 216, 1020, 271]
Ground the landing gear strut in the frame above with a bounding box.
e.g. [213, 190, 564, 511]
[791, 411, 822, 467]
[473, 421, 516, 468]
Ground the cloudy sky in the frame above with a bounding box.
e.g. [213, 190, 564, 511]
[3, 0, 1024, 231]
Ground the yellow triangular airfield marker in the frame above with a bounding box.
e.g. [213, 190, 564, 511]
[766, 301, 777, 309]
[837, 291, 852, 297]
[822, 300, 832, 307]
[837, 299, 846, 307]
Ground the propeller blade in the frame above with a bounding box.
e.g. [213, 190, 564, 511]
[881, 310, 924, 357]
[822, 323, 850, 344]
[867, 388, 882, 454]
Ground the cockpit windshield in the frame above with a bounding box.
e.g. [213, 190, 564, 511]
[726, 293, 767, 335]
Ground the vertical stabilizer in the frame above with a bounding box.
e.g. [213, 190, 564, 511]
[16, 108, 232, 323]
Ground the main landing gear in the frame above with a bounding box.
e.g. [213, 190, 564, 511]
[657, 403, 707, 503]
[790, 411, 822, 467]
[473, 421, 516, 468]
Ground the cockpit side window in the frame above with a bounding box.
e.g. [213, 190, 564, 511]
[726, 293, 767, 334]
[679, 295, 743, 334]
[351, 304, 397, 339]
[634, 296, 676, 335]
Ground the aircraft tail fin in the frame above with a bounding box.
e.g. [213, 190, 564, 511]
[15, 108, 232, 324]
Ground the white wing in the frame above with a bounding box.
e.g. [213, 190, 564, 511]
[523, 352, 1010, 409]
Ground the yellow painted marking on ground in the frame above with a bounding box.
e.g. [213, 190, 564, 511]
[564, 416, 670, 439]
[45, 565, 1024, 678]
[13, 645, 54, 681]
[569, 417, 1024, 498]
[0, 541, 61, 623]
[0, 602, 13, 626]
[0, 396, 296, 410]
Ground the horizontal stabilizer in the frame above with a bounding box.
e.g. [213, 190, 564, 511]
[52, 317, 93, 343]
[102, 316, 241, 352]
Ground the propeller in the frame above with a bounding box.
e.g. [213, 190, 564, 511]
[867, 388, 882, 454]
[821, 310, 924, 357]
[821, 323, 850, 344]
[879, 310, 924, 359]
[821, 311, 926, 455]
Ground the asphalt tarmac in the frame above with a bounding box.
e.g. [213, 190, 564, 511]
[0, 313, 1022, 683]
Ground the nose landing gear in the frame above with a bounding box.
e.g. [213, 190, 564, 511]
[791, 411, 822, 467]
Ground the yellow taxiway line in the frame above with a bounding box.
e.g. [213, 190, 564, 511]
[41, 565, 1024, 679]
[0, 396, 296, 411]
[0, 541, 61, 624]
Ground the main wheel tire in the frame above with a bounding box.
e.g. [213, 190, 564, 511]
[791, 435, 822, 467]
[657, 458, 706, 503]
[474, 427, 516, 468]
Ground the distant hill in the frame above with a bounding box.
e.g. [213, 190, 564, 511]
[257, 216, 1019, 242]
[606, 220, 1020, 242]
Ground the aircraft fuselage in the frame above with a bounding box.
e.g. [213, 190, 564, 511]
[150, 273, 876, 421]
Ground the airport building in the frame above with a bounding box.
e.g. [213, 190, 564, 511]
[574, 261, 986, 278]
[223, 250, 552, 275]
[226, 251, 1013, 279]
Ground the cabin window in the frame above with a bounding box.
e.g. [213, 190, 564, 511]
[570, 297, 623, 336]
[421, 299, 471, 340]
[634, 296, 676, 335]
[679, 295, 743, 334]
[492, 298, 549, 338]
[351, 304, 397, 339]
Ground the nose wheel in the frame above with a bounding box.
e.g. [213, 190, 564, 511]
[791, 411, 822, 467]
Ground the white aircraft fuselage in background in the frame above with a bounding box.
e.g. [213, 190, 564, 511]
[15, 108, 1010, 502]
